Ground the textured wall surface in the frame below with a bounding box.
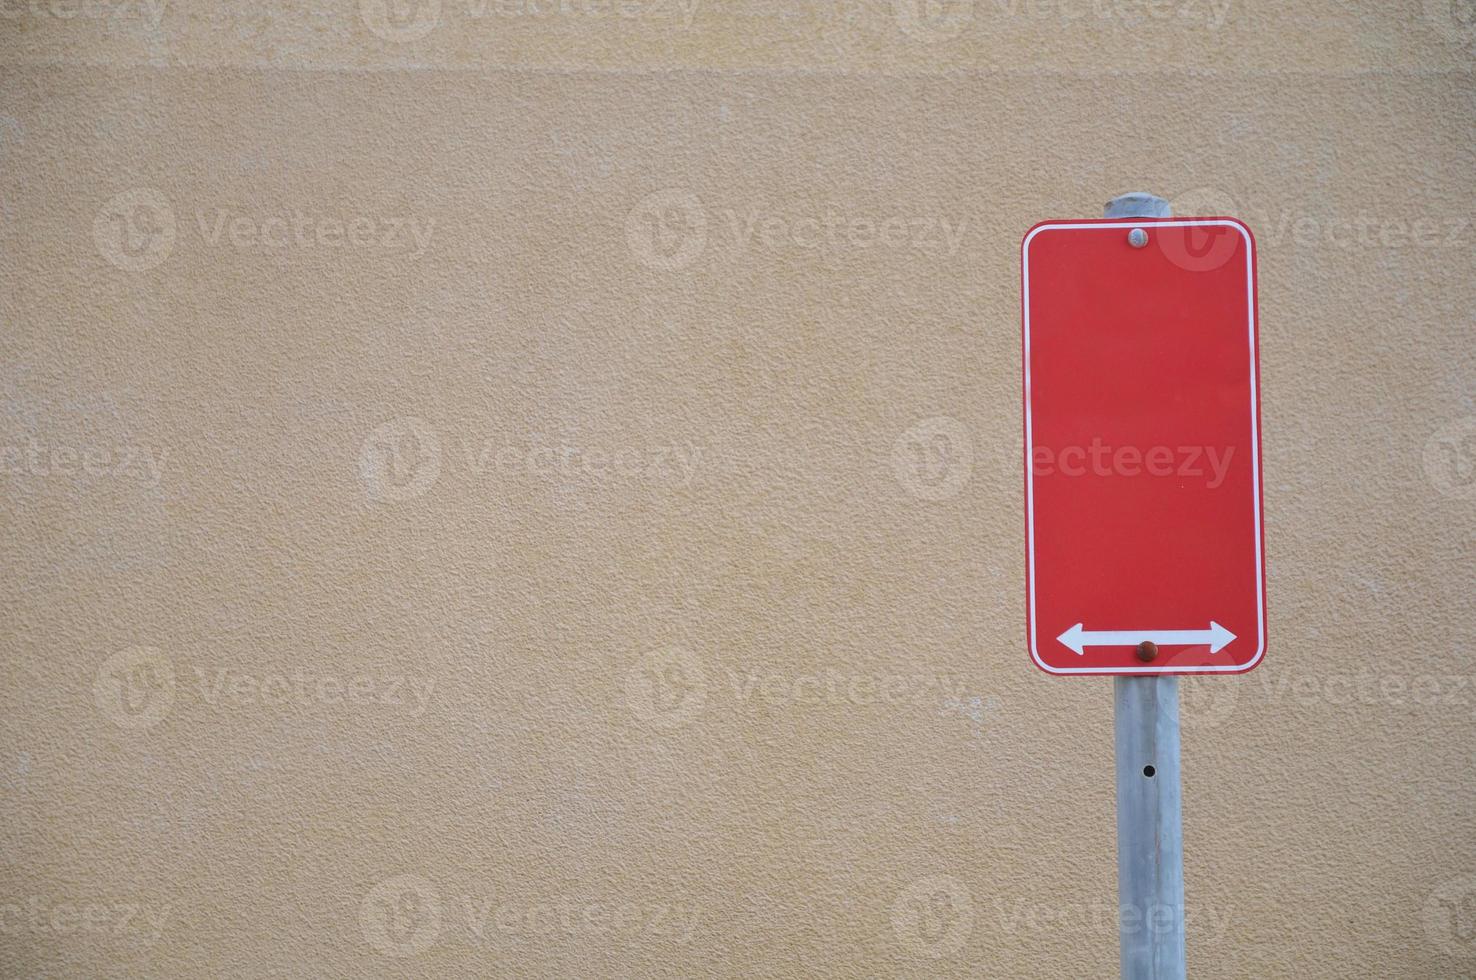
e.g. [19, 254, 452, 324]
[2, 2, 1474, 977]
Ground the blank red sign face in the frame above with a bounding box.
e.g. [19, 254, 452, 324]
[1021, 218, 1266, 675]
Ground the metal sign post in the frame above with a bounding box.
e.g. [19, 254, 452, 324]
[1114, 664, 1186, 979]
[1106, 192, 1185, 980]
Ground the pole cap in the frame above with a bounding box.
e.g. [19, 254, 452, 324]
[1104, 193, 1172, 219]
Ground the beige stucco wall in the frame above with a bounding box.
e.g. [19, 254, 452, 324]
[2, 2, 1473, 976]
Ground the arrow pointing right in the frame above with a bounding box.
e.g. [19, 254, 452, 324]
[1056, 621, 1236, 656]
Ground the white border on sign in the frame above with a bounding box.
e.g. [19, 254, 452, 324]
[1022, 219, 1265, 675]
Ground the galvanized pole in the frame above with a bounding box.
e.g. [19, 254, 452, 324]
[1105, 191, 1187, 980]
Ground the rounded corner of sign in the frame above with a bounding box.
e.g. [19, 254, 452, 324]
[1204, 633, 1266, 676]
[1021, 221, 1061, 253]
[1187, 215, 1256, 253]
[1231, 638, 1267, 675]
[1027, 640, 1067, 675]
[1222, 216, 1256, 247]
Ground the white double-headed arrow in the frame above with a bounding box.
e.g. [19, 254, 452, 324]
[1056, 621, 1236, 656]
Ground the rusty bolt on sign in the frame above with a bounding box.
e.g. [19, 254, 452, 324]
[1136, 640, 1159, 663]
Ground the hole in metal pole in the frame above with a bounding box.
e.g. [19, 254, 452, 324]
[1143, 765, 1156, 778]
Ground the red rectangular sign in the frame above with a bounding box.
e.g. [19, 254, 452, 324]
[1022, 217, 1266, 675]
